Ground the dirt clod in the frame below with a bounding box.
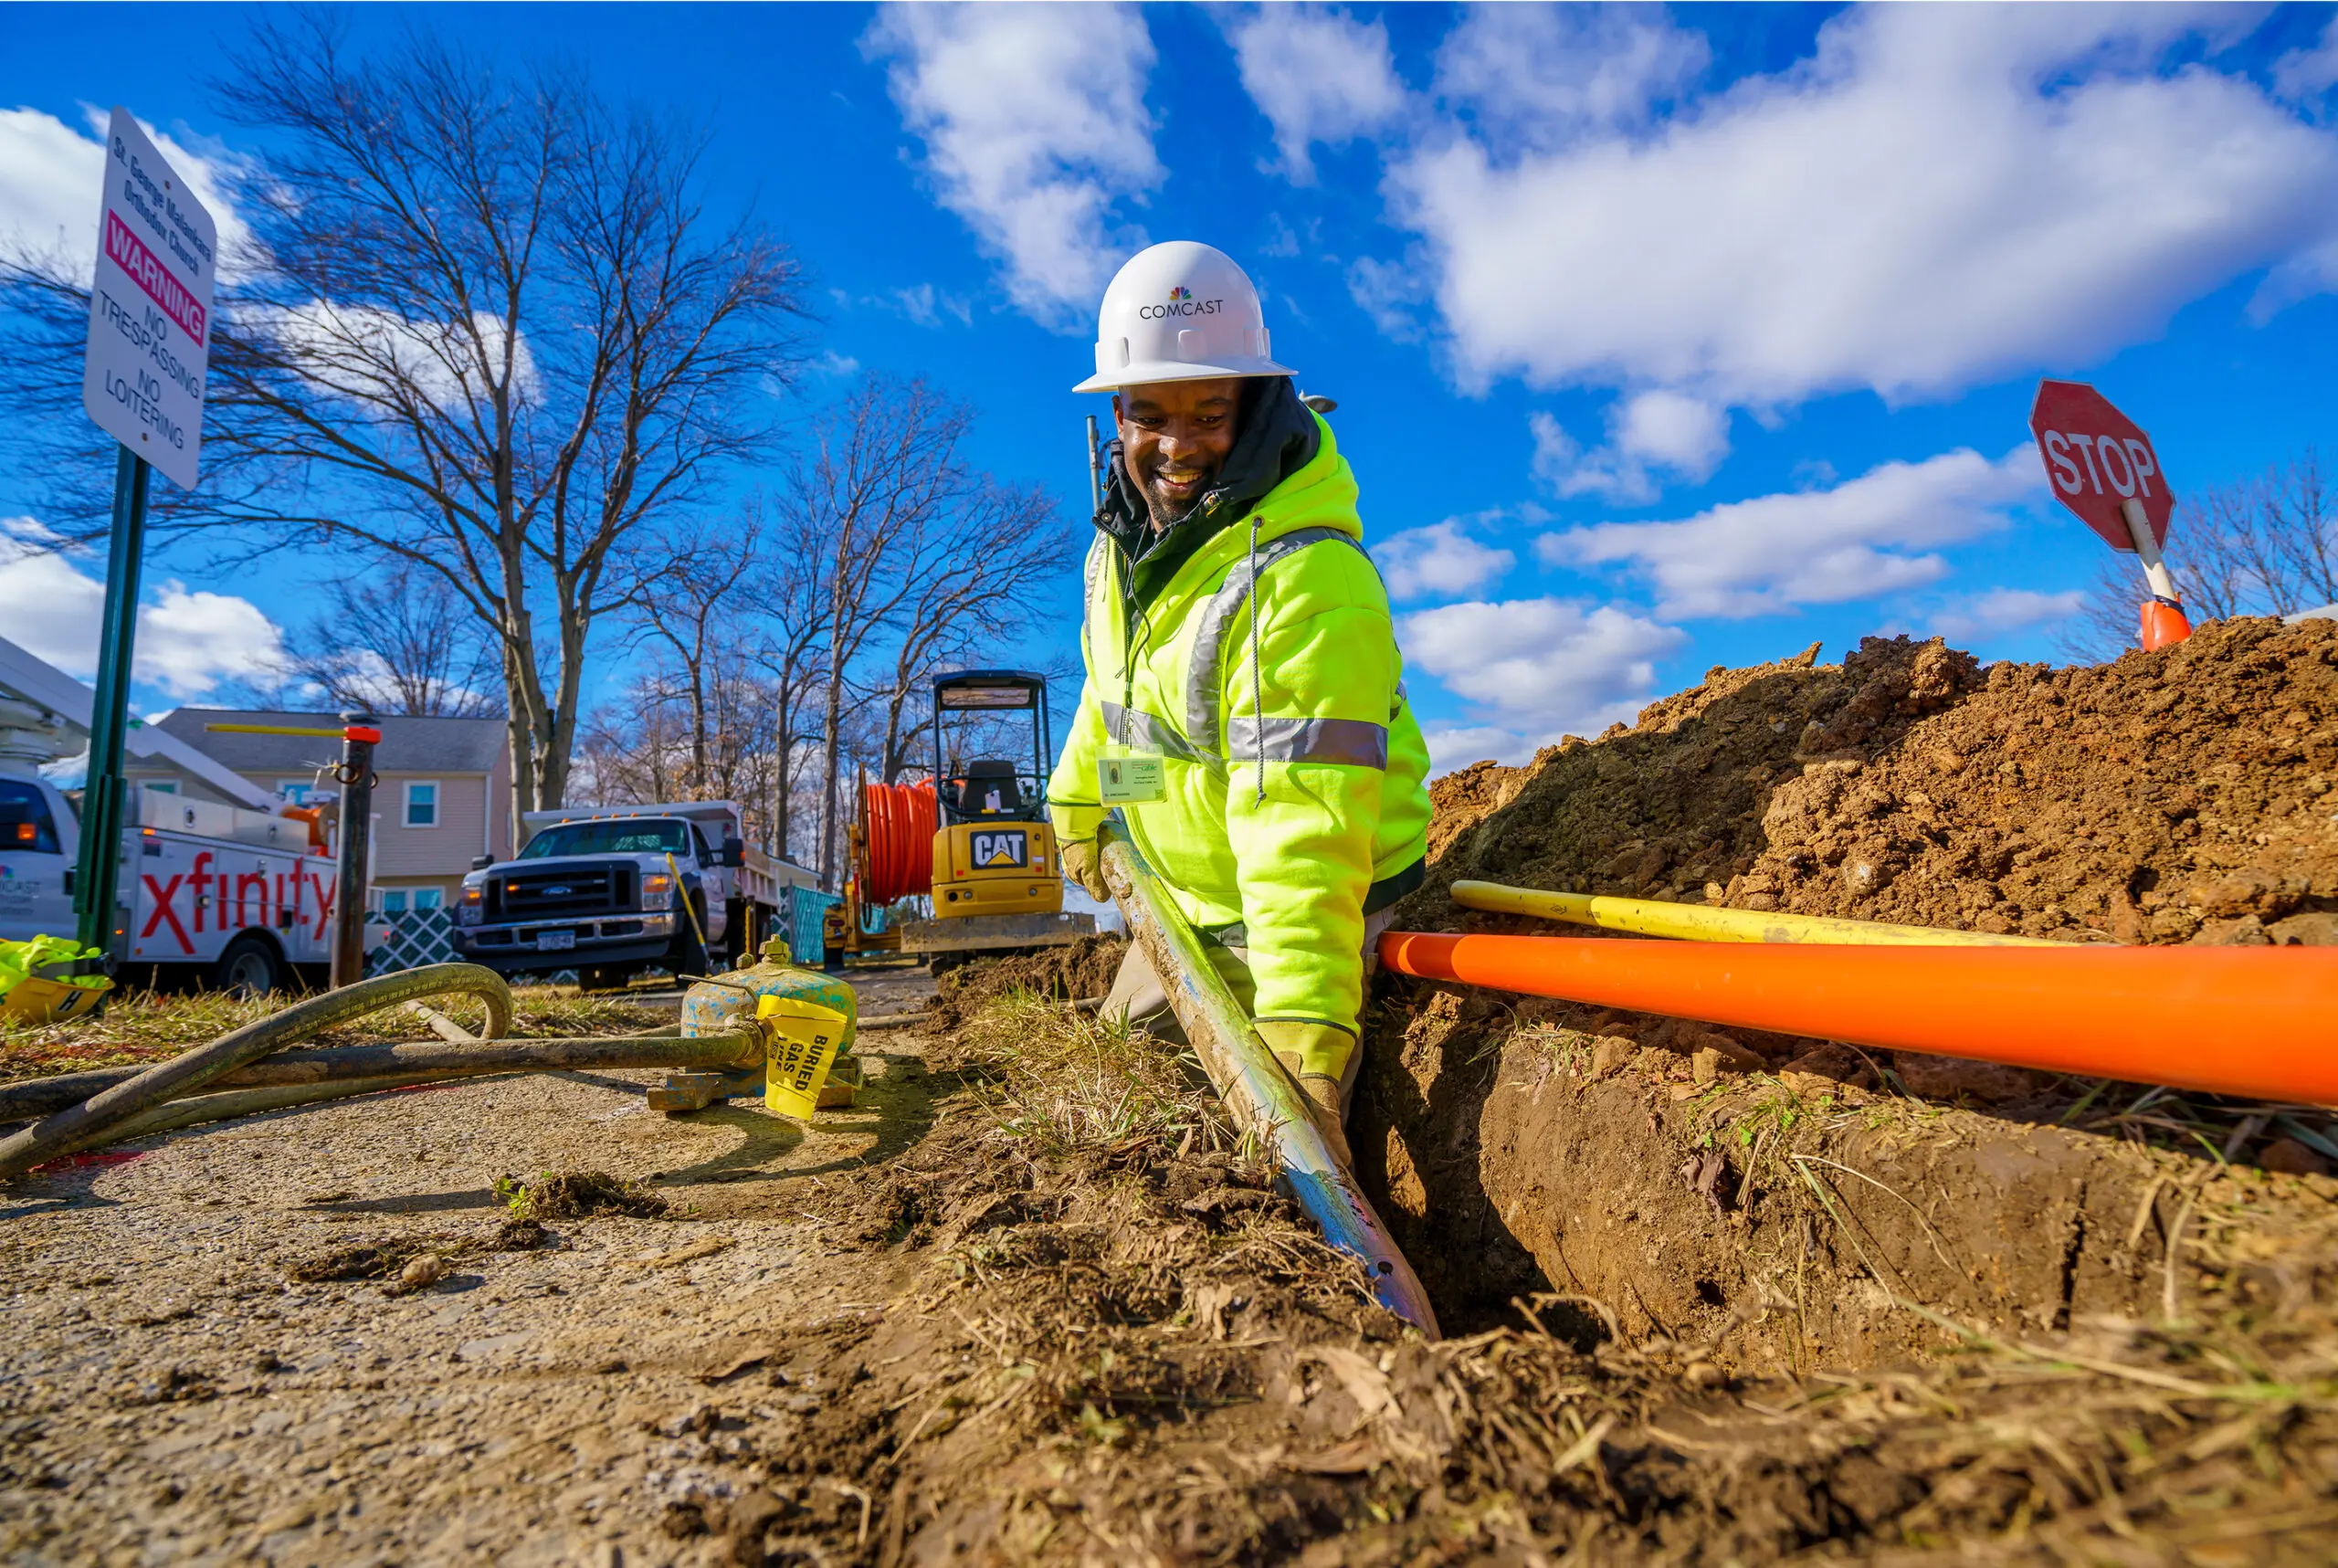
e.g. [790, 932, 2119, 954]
[494, 1168, 667, 1222]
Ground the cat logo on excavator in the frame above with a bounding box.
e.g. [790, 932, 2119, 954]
[972, 831, 1027, 868]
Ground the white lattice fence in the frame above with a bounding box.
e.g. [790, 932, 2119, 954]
[367, 909, 456, 974]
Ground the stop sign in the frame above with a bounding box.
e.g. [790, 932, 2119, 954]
[2028, 380, 2171, 552]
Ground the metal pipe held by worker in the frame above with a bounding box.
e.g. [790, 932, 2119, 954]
[1377, 931, 2338, 1106]
[1451, 879, 2059, 947]
[1099, 816, 1441, 1337]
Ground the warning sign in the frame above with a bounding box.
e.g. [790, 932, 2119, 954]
[81, 107, 216, 489]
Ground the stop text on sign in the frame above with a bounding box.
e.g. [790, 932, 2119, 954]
[2027, 379, 2172, 552]
[2039, 429, 2157, 505]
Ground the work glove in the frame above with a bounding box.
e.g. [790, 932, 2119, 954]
[1255, 1020, 1357, 1168]
[1059, 837, 1111, 901]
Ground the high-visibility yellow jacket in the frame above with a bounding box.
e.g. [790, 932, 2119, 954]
[1048, 388, 1432, 1040]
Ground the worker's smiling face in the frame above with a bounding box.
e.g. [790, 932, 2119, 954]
[1114, 378, 1244, 529]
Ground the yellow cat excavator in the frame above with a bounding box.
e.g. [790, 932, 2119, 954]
[824, 670, 1095, 967]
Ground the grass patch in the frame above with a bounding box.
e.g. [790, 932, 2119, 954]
[943, 984, 1236, 1163]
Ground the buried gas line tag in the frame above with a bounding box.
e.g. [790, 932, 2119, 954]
[758, 994, 849, 1121]
[1099, 752, 1166, 805]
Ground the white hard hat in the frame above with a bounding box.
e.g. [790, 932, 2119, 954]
[1073, 240, 1295, 395]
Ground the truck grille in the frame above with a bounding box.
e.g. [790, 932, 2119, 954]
[491, 864, 635, 920]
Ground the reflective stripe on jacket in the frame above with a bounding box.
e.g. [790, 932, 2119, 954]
[1048, 410, 1432, 1037]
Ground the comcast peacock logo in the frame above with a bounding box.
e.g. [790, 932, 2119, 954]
[1168, 286, 1191, 301]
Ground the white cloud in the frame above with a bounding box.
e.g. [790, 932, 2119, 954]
[2273, 17, 2338, 100]
[866, 2, 1162, 328]
[1418, 724, 1548, 771]
[0, 518, 283, 699]
[1532, 391, 1731, 503]
[1386, 6, 2338, 406]
[1540, 445, 2044, 619]
[1372, 518, 1516, 602]
[1401, 595, 1685, 767]
[1223, 5, 1409, 183]
[136, 581, 286, 699]
[1926, 586, 2086, 644]
[0, 105, 256, 281]
[816, 351, 863, 377]
[1345, 254, 1429, 341]
[890, 282, 972, 328]
[1434, 4, 1708, 153]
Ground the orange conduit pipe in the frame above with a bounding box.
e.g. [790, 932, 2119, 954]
[1376, 931, 2338, 1106]
[860, 779, 936, 905]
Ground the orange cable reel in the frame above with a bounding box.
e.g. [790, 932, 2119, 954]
[861, 778, 936, 906]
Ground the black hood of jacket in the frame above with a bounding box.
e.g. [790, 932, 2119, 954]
[1093, 377, 1321, 612]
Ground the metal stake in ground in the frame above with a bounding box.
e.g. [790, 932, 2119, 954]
[205, 714, 381, 986]
[2029, 379, 2192, 651]
[333, 714, 379, 987]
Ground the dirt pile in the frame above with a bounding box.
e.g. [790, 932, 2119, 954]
[924, 931, 1128, 1029]
[1408, 616, 2338, 945]
[1356, 618, 2338, 1375]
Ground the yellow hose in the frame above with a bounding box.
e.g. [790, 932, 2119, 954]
[1450, 879, 2061, 947]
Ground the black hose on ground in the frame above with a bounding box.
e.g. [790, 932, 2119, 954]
[0, 964, 514, 1178]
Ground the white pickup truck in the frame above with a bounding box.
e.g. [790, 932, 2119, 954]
[0, 766, 343, 993]
[449, 801, 816, 989]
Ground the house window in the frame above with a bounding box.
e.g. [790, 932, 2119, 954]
[380, 889, 410, 915]
[146, 780, 179, 795]
[413, 888, 445, 911]
[404, 781, 439, 827]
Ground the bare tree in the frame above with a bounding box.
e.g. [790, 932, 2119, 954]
[630, 513, 764, 798]
[0, 16, 806, 832]
[742, 507, 831, 866]
[866, 478, 1063, 784]
[2059, 448, 2335, 660]
[784, 376, 974, 888]
[278, 563, 501, 717]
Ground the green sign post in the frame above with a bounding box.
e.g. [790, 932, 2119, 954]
[69, 449, 152, 951]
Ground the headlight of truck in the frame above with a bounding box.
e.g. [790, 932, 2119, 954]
[640, 871, 676, 911]
[456, 883, 485, 926]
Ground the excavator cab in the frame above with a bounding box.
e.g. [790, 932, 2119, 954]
[930, 671, 1062, 919]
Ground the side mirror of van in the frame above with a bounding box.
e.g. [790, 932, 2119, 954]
[470, 854, 494, 871]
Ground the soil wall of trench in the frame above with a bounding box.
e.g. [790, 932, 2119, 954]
[1353, 617, 2338, 1367]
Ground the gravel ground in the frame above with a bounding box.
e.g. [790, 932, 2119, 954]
[0, 969, 941, 1567]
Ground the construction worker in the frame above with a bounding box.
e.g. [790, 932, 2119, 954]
[1050, 240, 1433, 1164]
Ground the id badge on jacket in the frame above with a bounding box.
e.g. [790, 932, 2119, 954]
[1098, 749, 1166, 805]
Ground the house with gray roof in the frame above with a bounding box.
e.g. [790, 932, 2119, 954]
[129, 710, 513, 914]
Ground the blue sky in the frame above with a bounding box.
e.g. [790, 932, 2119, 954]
[4, 3, 2337, 768]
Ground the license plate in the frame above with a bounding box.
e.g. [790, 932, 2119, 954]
[536, 929, 575, 951]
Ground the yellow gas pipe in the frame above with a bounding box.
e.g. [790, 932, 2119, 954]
[1449, 879, 2062, 947]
